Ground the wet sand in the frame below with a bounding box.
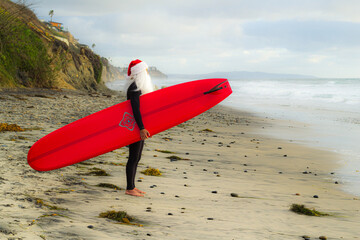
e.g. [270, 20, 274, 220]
[0, 88, 359, 240]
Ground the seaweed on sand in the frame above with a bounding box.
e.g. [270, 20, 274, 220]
[0, 123, 24, 132]
[86, 167, 110, 176]
[96, 183, 122, 190]
[201, 128, 214, 132]
[99, 210, 143, 226]
[166, 155, 189, 162]
[155, 149, 175, 154]
[141, 168, 162, 176]
[33, 198, 67, 210]
[290, 204, 329, 216]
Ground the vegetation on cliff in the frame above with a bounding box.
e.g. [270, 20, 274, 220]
[0, 1, 53, 88]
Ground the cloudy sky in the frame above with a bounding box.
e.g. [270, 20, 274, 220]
[26, 0, 360, 77]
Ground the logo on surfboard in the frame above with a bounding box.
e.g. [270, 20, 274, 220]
[119, 112, 135, 131]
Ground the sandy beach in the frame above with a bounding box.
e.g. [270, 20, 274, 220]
[0, 88, 359, 240]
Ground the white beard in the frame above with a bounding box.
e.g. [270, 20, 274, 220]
[124, 70, 154, 95]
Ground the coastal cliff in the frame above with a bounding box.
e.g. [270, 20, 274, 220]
[0, 0, 121, 91]
[116, 66, 167, 81]
[101, 57, 124, 83]
[148, 66, 167, 79]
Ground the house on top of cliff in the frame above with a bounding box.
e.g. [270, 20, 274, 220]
[49, 21, 63, 31]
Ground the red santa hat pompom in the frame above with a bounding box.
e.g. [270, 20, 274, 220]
[128, 59, 148, 77]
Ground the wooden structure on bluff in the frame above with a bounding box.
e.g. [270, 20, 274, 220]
[49, 21, 63, 30]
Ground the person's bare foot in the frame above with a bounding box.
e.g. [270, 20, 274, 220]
[125, 189, 144, 197]
[134, 188, 146, 194]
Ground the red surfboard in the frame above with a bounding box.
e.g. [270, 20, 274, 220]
[28, 78, 232, 171]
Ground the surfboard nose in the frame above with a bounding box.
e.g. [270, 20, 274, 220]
[204, 79, 232, 95]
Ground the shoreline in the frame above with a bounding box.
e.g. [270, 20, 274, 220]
[221, 102, 360, 198]
[1, 89, 359, 239]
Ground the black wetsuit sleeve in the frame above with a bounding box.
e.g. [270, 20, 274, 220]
[127, 83, 145, 130]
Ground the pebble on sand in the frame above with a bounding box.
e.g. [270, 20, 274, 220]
[230, 193, 239, 197]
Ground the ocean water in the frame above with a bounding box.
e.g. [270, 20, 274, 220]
[106, 77, 360, 196]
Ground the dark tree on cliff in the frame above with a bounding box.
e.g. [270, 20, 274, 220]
[49, 10, 54, 22]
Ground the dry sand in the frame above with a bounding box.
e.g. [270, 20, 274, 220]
[0, 88, 359, 240]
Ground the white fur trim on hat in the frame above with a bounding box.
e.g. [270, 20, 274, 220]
[130, 61, 148, 76]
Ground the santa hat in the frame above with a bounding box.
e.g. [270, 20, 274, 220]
[127, 59, 148, 77]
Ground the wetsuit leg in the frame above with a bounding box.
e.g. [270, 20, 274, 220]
[126, 140, 144, 190]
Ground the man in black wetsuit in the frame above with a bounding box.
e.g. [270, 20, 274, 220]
[124, 59, 154, 197]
